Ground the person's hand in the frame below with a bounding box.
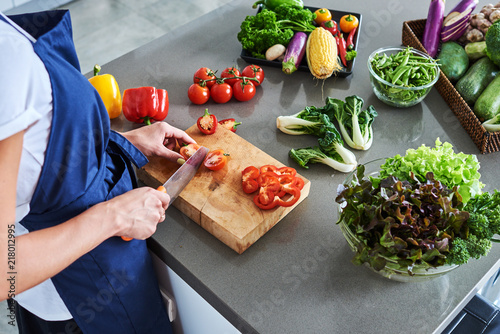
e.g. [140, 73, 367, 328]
[89, 187, 170, 240]
[122, 122, 197, 163]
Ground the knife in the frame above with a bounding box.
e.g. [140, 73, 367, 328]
[121, 146, 209, 241]
[159, 146, 209, 203]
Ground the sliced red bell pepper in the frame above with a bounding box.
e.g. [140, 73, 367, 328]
[294, 177, 305, 190]
[320, 20, 338, 36]
[242, 164, 303, 210]
[253, 190, 279, 210]
[257, 172, 281, 194]
[277, 166, 297, 177]
[335, 34, 347, 67]
[218, 118, 242, 133]
[242, 166, 259, 181]
[260, 165, 278, 174]
[347, 27, 357, 50]
[122, 86, 168, 125]
[242, 166, 259, 194]
[277, 183, 301, 207]
[197, 109, 218, 135]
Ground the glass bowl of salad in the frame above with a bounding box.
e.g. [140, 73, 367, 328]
[367, 46, 440, 108]
[336, 158, 459, 282]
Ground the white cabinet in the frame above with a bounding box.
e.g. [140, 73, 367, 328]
[150, 252, 241, 334]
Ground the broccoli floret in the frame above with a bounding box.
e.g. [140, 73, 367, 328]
[237, 9, 294, 58]
[465, 190, 500, 240]
[273, 4, 316, 32]
[237, 5, 315, 58]
[485, 19, 500, 67]
[446, 238, 470, 265]
[466, 235, 492, 259]
[446, 235, 492, 265]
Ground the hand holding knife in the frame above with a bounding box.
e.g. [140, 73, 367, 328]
[121, 146, 209, 241]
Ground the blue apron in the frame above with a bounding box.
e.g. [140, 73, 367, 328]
[3, 11, 172, 334]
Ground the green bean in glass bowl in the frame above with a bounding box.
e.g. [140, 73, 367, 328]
[368, 46, 440, 108]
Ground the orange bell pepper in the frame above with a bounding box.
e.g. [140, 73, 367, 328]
[88, 64, 122, 119]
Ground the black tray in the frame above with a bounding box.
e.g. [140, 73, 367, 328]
[239, 6, 362, 78]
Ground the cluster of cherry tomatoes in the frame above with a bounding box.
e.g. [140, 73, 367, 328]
[188, 65, 265, 105]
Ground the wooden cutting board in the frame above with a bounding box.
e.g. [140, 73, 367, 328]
[136, 124, 310, 254]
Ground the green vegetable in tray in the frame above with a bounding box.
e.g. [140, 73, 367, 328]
[369, 47, 439, 102]
[324, 96, 378, 151]
[463, 19, 500, 66]
[237, 5, 316, 58]
[474, 75, 500, 121]
[483, 114, 500, 132]
[454, 56, 499, 107]
[436, 41, 469, 83]
[252, 0, 304, 10]
[336, 141, 500, 272]
[377, 139, 483, 204]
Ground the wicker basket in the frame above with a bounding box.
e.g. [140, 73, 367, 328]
[402, 19, 500, 154]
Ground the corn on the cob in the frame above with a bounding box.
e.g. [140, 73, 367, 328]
[306, 27, 341, 79]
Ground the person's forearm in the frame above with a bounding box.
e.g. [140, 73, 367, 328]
[1, 202, 118, 300]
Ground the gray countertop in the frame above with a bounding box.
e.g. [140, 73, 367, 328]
[102, 0, 500, 333]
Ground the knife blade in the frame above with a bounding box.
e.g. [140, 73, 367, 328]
[121, 146, 208, 241]
[161, 146, 209, 204]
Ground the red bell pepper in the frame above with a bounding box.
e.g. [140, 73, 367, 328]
[320, 20, 338, 36]
[218, 118, 242, 132]
[122, 86, 169, 125]
[197, 109, 218, 135]
[347, 27, 357, 50]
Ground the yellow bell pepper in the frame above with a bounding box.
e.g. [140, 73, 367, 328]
[88, 64, 122, 119]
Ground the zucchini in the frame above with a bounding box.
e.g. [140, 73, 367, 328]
[436, 41, 469, 83]
[455, 57, 499, 106]
[474, 75, 500, 121]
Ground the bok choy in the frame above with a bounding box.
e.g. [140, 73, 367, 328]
[289, 130, 357, 173]
[276, 106, 335, 136]
[325, 96, 378, 150]
[277, 106, 357, 172]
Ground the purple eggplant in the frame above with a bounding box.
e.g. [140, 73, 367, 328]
[282, 32, 307, 75]
[441, 0, 478, 42]
[422, 0, 446, 58]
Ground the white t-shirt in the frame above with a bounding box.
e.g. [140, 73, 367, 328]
[0, 13, 72, 320]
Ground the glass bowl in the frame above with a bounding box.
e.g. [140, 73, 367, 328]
[337, 159, 459, 282]
[367, 46, 440, 108]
